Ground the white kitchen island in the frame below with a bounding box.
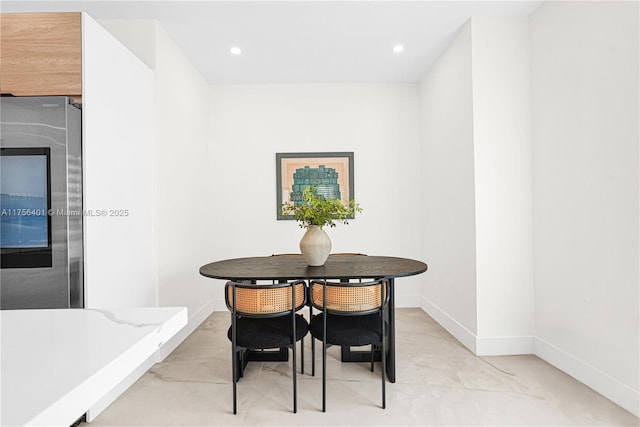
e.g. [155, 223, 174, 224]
[0, 307, 187, 426]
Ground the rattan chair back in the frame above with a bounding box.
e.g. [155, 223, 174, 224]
[309, 279, 388, 314]
[225, 281, 306, 316]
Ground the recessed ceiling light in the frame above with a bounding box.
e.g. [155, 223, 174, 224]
[230, 46, 242, 55]
[393, 45, 404, 53]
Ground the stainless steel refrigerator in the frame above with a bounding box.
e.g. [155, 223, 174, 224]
[0, 96, 83, 309]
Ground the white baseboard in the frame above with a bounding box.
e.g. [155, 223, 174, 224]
[87, 300, 216, 422]
[419, 297, 639, 417]
[420, 297, 536, 356]
[420, 296, 477, 353]
[476, 335, 535, 356]
[535, 337, 640, 417]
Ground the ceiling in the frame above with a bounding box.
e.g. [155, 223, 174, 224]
[1, 1, 542, 84]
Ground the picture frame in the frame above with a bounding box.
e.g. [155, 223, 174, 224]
[276, 152, 354, 220]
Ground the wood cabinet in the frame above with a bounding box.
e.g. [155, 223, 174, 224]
[0, 12, 82, 100]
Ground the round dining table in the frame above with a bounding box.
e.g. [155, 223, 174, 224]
[200, 254, 428, 382]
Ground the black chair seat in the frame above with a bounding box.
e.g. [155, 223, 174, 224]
[227, 314, 308, 349]
[309, 313, 387, 347]
[308, 278, 390, 411]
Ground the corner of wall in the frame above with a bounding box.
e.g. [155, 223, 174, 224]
[421, 296, 476, 354]
[94, 18, 158, 70]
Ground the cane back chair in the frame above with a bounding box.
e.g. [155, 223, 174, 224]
[225, 280, 308, 414]
[308, 278, 390, 411]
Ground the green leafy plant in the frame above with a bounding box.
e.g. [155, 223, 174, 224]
[281, 186, 362, 229]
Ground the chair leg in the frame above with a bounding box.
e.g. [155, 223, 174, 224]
[309, 304, 315, 376]
[381, 338, 386, 408]
[231, 309, 238, 415]
[311, 336, 316, 376]
[293, 344, 298, 413]
[322, 336, 327, 412]
[301, 336, 305, 374]
[232, 347, 237, 415]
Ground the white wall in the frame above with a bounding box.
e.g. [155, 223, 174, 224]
[79, 18, 215, 417]
[95, 19, 217, 351]
[208, 84, 423, 308]
[153, 23, 217, 331]
[82, 13, 156, 308]
[471, 17, 535, 353]
[530, 1, 639, 415]
[419, 17, 535, 355]
[420, 4, 638, 414]
[418, 22, 478, 350]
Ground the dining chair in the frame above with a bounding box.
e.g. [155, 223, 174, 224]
[225, 279, 308, 414]
[309, 253, 369, 376]
[308, 278, 389, 411]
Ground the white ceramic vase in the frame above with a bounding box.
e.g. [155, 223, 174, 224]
[299, 225, 332, 266]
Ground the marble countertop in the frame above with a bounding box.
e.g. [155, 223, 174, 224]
[0, 307, 187, 427]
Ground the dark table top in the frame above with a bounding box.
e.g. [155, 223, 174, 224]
[199, 255, 428, 281]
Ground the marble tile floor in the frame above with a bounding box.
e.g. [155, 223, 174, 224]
[86, 309, 639, 426]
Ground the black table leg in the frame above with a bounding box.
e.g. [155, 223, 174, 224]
[386, 277, 396, 383]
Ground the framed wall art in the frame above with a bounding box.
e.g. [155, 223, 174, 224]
[276, 152, 354, 220]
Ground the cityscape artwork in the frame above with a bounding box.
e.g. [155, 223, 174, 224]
[276, 152, 354, 220]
